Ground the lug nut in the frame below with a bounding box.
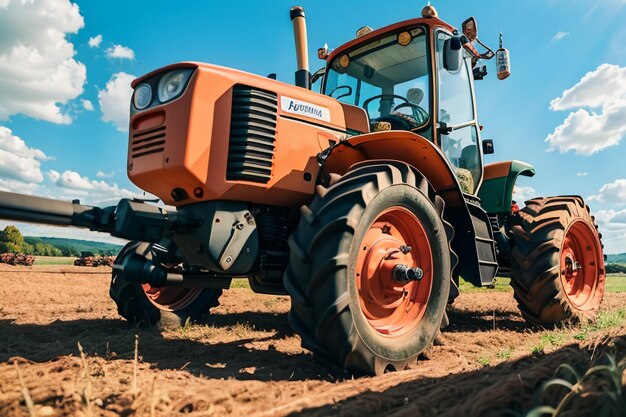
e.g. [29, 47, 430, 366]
[393, 264, 424, 283]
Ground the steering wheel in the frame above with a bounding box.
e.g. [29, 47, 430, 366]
[363, 94, 425, 130]
[362, 94, 409, 114]
[392, 102, 428, 126]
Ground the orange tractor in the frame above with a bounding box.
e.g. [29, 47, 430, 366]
[0, 5, 605, 375]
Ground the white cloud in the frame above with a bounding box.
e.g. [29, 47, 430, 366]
[0, 127, 140, 228]
[88, 34, 102, 48]
[0, 0, 86, 124]
[0, 126, 47, 184]
[593, 209, 626, 254]
[513, 185, 536, 202]
[48, 169, 92, 190]
[552, 31, 570, 41]
[549, 64, 626, 111]
[47, 169, 138, 204]
[589, 179, 626, 205]
[81, 99, 94, 111]
[98, 72, 135, 132]
[96, 170, 114, 178]
[0, 178, 41, 194]
[545, 64, 626, 155]
[105, 44, 135, 60]
[577, 172, 589, 177]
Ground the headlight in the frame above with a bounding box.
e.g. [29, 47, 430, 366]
[133, 83, 152, 110]
[158, 69, 193, 103]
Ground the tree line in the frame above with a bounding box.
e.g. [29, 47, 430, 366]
[0, 226, 64, 256]
[0, 226, 118, 257]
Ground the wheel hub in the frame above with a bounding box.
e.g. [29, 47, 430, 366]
[560, 220, 603, 309]
[393, 264, 424, 283]
[355, 207, 433, 337]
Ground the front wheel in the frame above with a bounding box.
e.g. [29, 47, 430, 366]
[110, 242, 222, 327]
[284, 161, 453, 375]
[509, 196, 605, 325]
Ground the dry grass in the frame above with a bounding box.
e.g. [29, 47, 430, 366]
[1, 269, 626, 417]
[13, 361, 35, 417]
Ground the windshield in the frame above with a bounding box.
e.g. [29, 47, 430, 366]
[324, 26, 430, 131]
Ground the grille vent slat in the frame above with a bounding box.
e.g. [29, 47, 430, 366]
[227, 85, 277, 183]
[131, 126, 166, 158]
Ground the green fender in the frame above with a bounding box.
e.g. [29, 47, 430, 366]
[478, 160, 535, 214]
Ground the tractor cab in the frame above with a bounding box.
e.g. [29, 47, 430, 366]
[320, 6, 504, 194]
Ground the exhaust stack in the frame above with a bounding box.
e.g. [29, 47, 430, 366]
[290, 6, 310, 89]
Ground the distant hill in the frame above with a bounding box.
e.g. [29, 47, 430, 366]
[607, 253, 626, 264]
[24, 236, 122, 256]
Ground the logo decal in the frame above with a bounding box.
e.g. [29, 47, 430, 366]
[280, 96, 331, 122]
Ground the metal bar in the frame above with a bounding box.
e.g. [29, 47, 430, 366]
[0, 190, 81, 226]
[163, 273, 232, 288]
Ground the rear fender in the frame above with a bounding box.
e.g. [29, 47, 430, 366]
[478, 161, 535, 214]
[320, 131, 496, 286]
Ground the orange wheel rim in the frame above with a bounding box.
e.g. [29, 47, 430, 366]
[560, 220, 603, 309]
[355, 207, 433, 337]
[141, 284, 203, 312]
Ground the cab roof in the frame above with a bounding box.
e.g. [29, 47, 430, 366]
[326, 16, 455, 64]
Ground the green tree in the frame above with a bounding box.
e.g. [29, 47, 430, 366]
[59, 246, 79, 257]
[0, 226, 24, 253]
[34, 242, 47, 255]
[22, 242, 35, 255]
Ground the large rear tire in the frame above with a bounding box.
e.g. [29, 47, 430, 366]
[110, 242, 222, 327]
[509, 196, 605, 325]
[284, 161, 454, 375]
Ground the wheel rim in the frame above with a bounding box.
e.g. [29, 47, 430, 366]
[560, 220, 603, 309]
[141, 284, 203, 312]
[355, 206, 433, 337]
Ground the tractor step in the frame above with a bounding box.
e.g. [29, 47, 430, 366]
[464, 195, 499, 286]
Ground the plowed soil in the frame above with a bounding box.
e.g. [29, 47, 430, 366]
[1, 266, 625, 417]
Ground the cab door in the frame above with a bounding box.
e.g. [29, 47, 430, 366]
[435, 31, 482, 194]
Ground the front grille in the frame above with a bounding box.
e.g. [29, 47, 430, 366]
[131, 126, 166, 158]
[227, 85, 277, 183]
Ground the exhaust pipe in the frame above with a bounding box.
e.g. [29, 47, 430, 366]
[290, 6, 311, 89]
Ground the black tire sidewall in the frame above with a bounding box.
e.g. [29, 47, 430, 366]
[111, 241, 221, 326]
[347, 184, 450, 361]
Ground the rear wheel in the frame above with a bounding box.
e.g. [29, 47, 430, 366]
[110, 242, 222, 327]
[284, 161, 453, 375]
[509, 196, 605, 325]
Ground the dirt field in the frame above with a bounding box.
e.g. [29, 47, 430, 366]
[1, 266, 625, 417]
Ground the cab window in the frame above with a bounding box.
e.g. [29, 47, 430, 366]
[436, 31, 481, 193]
[324, 26, 430, 132]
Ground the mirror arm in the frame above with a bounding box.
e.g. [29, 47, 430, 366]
[475, 38, 495, 59]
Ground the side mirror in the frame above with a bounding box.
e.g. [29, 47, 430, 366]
[443, 35, 462, 72]
[462, 17, 478, 41]
[482, 139, 494, 155]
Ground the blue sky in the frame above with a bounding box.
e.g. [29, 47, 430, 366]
[0, 0, 625, 253]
